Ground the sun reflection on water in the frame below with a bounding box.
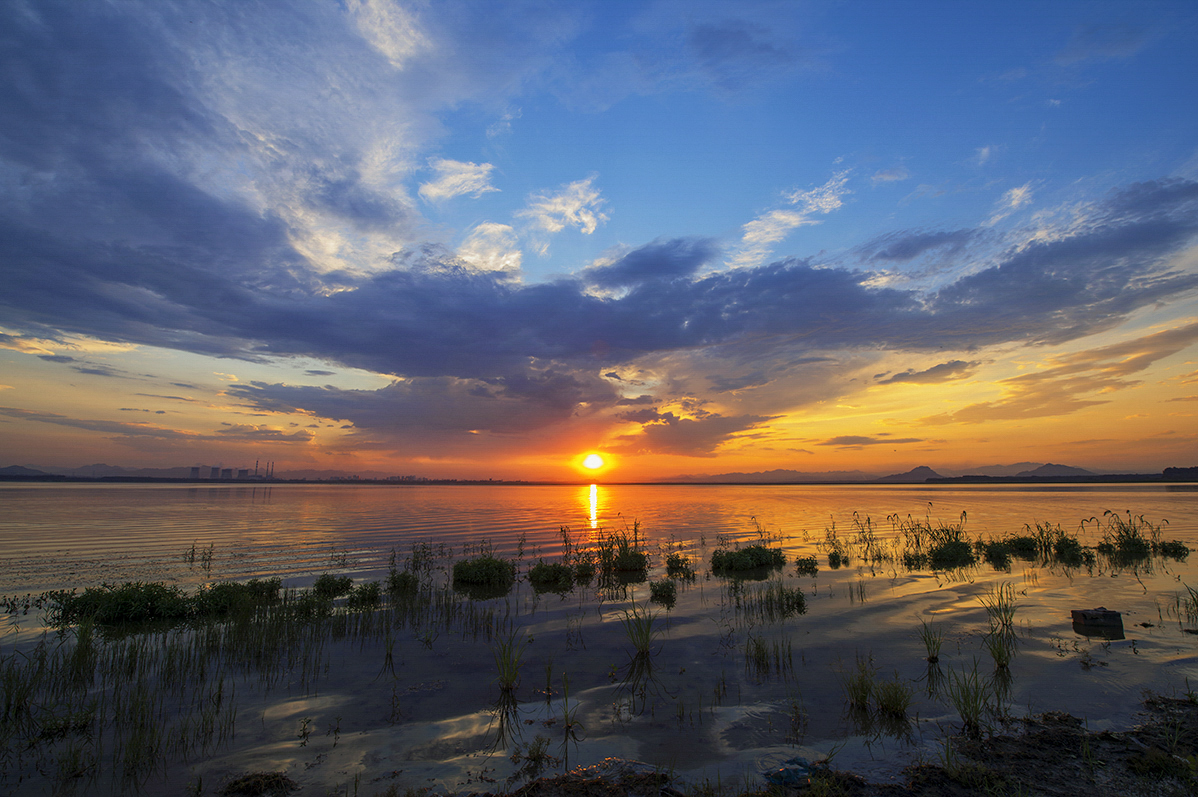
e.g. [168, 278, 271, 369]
[589, 483, 598, 529]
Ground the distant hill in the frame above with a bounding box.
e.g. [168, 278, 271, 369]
[0, 465, 51, 477]
[876, 465, 943, 483]
[945, 462, 1046, 478]
[661, 468, 879, 483]
[1015, 463, 1094, 478]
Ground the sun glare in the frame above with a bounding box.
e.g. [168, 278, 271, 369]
[582, 453, 604, 470]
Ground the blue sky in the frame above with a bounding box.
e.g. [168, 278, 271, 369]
[1, 0, 1197, 480]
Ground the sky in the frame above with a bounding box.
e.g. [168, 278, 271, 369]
[1, 0, 1197, 481]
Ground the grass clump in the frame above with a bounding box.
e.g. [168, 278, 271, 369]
[597, 525, 649, 581]
[794, 555, 819, 576]
[529, 561, 574, 593]
[917, 617, 943, 663]
[842, 655, 875, 710]
[493, 630, 527, 692]
[710, 545, 786, 574]
[946, 660, 993, 738]
[311, 574, 353, 600]
[874, 672, 913, 718]
[453, 554, 516, 599]
[649, 579, 677, 607]
[345, 580, 382, 609]
[50, 582, 192, 626]
[620, 603, 658, 658]
[665, 552, 696, 580]
[572, 551, 597, 583]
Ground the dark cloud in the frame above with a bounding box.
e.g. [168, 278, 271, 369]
[819, 435, 924, 447]
[612, 412, 775, 457]
[866, 230, 975, 262]
[305, 370, 336, 377]
[687, 20, 797, 90]
[876, 360, 979, 385]
[616, 408, 670, 424]
[37, 355, 76, 363]
[584, 237, 718, 288]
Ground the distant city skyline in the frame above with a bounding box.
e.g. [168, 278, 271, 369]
[1, 1, 1197, 481]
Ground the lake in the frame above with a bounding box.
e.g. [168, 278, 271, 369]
[2, 482, 1198, 795]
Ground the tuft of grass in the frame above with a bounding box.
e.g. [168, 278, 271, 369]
[452, 554, 516, 599]
[710, 545, 786, 574]
[345, 580, 381, 609]
[311, 574, 353, 600]
[946, 660, 992, 738]
[841, 655, 875, 710]
[874, 672, 912, 718]
[220, 771, 299, 796]
[665, 552, 696, 580]
[979, 581, 1017, 631]
[794, 555, 819, 577]
[493, 630, 527, 693]
[649, 579, 677, 607]
[917, 617, 943, 663]
[528, 561, 574, 594]
[620, 603, 659, 658]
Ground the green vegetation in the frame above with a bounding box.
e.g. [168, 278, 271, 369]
[841, 655, 875, 711]
[47, 578, 287, 627]
[917, 617, 943, 663]
[492, 630, 527, 692]
[312, 574, 353, 600]
[665, 551, 696, 579]
[794, 555, 819, 576]
[649, 579, 677, 607]
[711, 544, 786, 574]
[529, 560, 574, 593]
[619, 603, 658, 658]
[452, 554, 516, 599]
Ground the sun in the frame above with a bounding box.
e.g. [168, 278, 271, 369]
[582, 453, 604, 470]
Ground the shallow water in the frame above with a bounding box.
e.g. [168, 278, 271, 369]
[2, 482, 1198, 794]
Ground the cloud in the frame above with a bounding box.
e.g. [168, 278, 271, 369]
[818, 435, 924, 447]
[920, 322, 1198, 425]
[516, 177, 609, 250]
[871, 167, 911, 185]
[418, 158, 500, 203]
[346, 0, 429, 69]
[985, 183, 1033, 226]
[866, 229, 976, 262]
[584, 237, 718, 288]
[686, 19, 797, 91]
[0, 405, 313, 443]
[457, 223, 522, 276]
[611, 411, 775, 457]
[1056, 23, 1147, 65]
[876, 360, 979, 385]
[730, 172, 850, 267]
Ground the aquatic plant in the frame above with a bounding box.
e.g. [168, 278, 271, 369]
[979, 582, 1017, 631]
[946, 660, 993, 738]
[529, 560, 574, 593]
[841, 655, 875, 710]
[620, 603, 659, 658]
[793, 555, 819, 577]
[649, 579, 676, 607]
[874, 672, 912, 719]
[452, 554, 516, 599]
[710, 544, 786, 574]
[345, 581, 382, 610]
[598, 524, 650, 574]
[312, 574, 353, 600]
[492, 630, 527, 692]
[917, 617, 943, 663]
[665, 551, 696, 580]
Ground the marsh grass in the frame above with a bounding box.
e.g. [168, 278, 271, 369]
[793, 555, 819, 577]
[841, 655, 875, 711]
[620, 603, 659, 658]
[529, 561, 574, 594]
[873, 672, 912, 719]
[452, 554, 516, 599]
[665, 552, 696, 580]
[1092, 510, 1188, 564]
[710, 545, 786, 574]
[946, 660, 993, 738]
[917, 617, 943, 663]
[649, 579, 677, 607]
[979, 582, 1017, 631]
[493, 630, 527, 692]
[743, 633, 793, 680]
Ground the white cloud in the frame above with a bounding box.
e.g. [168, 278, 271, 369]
[418, 158, 500, 203]
[729, 172, 850, 268]
[487, 107, 522, 139]
[457, 223, 522, 276]
[975, 145, 994, 165]
[985, 183, 1034, 226]
[347, 0, 429, 69]
[516, 177, 609, 254]
[871, 166, 911, 185]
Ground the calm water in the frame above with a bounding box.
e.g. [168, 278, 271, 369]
[2, 482, 1198, 794]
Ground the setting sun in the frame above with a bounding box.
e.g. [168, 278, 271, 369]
[582, 453, 604, 470]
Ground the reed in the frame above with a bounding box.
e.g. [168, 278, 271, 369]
[979, 582, 1017, 631]
[917, 617, 943, 663]
[841, 655, 875, 710]
[874, 672, 912, 718]
[946, 660, 992, 738]
[620, 603, 658, 658]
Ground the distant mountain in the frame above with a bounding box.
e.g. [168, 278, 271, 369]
[944, 462, 1046, 478]
[876, 465, 943, 483]
[660, 468, 880, 483]
[0, 465, 51, 476]
[1015, 463, 1094, 478]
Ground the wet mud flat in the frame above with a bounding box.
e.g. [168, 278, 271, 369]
[464, 696, 1198, 797]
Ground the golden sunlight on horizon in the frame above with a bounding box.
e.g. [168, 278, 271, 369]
[582, 453, 604, 470]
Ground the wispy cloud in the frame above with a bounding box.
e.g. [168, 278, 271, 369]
[871, 166, 911, 185]
[730, 172, 850, 268]
[876, 360, 979, 385]
[418, 158, 500, 203]
[985, 183, 1033, 226]
[516, 177, 608, 254]
[457, 223, 522, 276]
